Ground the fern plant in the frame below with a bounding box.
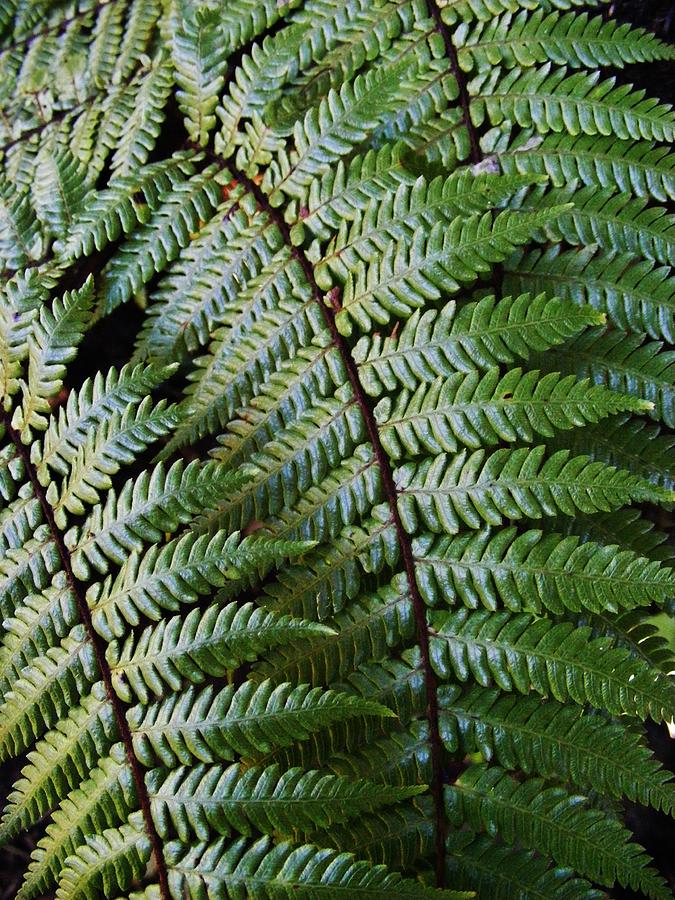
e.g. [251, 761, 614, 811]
[1, 0, 674, 898]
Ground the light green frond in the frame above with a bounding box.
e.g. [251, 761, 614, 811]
[107, 601, 333, 703]
[396, 446, 670, 536]
[59, 152, 197, 259]
[12, 278, 93, 441]
[34, 362, 176, 483]
[471, 65, 675, 143]
[169, 4, 228, 147]
[0, 684, 114, 845]
[0, 627, 97, 759]
[492, 130, 675, 202]
[376, 367, 647, 458]
[129, 679, 394, 768]
[66, 459, 252, 579]
[55, 812, 151, 900]
[0, 268, 48, 407]
[457, 11, 675, 71]
[265, 57, 419, 205]
[100, 163, 226, 313]
[87, 530, 309, 640]
[32, 140, 89, 239]
[535, 327, 675, 427]
[17, 746, 135, 900]
[504, 245, 675, 342]
[164, 835, 464, 899]
[316, 172, 542, 286]
[47, 397, 178, 527]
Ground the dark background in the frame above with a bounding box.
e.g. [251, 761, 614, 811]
[0, 2, 673, 898]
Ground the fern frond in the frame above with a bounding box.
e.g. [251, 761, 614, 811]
[430, 608, 674, 720]
[444, 831, 602, 900]
[376, 367, 647, 458]
[59, 153, 197, 260]
[535, 327, 675, 427]
[107, 601, 333, 703]
[493, 130, 675, 202]
[12, 278, 93, 440]
[336, 208, 567, 336]
[458, 11, 675, 71]
[446, 765, 670, 898]
[354, 293, 602, 396]
[100, 163, 225, 313]
[129, 680, 394, 768]
[414, 524, 674, 614]
[472, 65, 675, 143]
[148, 762, 423, 841]
[164, 835, 463, 899]
[55, 812, 151, 900]
[396, 446, 670, 536]
[16, 746, 134, 900]
[440, 685, 675, 813]
[169, 4, 228, 148]
[66, 459, 251, 579]
[504, 245, 675, 342]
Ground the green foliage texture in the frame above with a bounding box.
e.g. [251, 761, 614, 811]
[0, 0, 674, 898]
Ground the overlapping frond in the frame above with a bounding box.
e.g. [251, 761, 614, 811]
[1, 1, 673, 898]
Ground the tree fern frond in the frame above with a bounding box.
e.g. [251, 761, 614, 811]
[55, 812, 151, 900]
[148, 762, 424, 841]
[376, 367, 647, 458]
[504, 244, 675, 342]
[354, 293, 602, 396]
[336, 208, 568, 336]
[444, 831, 602, 900]
[48, 397, 178, 527]
[16, 746, 134, 900]
[472, 65, 675, 143]
[0, 627, 97, 759]
[129, 680, 394, 768]
[107, 601, 333, 703]
[34, 362, 176, 482]
[492, 130, 675, 202]
[164, 835, 465, 899]
[446, 765, 671, 898]
[12, 278, 93, 440]
[414, 524, 674, 614]
[430, 608, 674, 720]
[440, 685, 675, 813]
[88, 530, 311, 640]
[535, 327, 675, 428]
[1, 4, 673, 896]
[0, 683, 115, 840]
[169, 4, 228, 148]
[59, 152, 197, 260]
[396, 446, 670, 536]
[100, 163, 226, 313]
[457, 11, 675, 71]
[66, 459, 251, 579]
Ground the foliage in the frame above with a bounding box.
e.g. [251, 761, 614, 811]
[0, 1, 673, 899]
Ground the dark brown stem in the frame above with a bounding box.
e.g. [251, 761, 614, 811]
[425, 0, 482, 165]
[228, 167, 449, 888]
[1, 413, 170, 900]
